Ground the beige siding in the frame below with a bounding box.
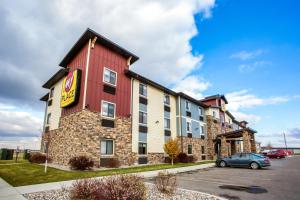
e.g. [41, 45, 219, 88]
[45, 79, 63, 130]
[131, 79, 177, 154]
[205, 107, 220, 118]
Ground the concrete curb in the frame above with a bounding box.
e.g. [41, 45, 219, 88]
[15, 163, 216, 195]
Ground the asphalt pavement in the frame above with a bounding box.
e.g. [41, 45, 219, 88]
[173, 156, 300, 200]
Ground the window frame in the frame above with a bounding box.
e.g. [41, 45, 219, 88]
[188, 144, 193, 155]
[101, 100, 116, 119]
[101, 139, 114, 156]
[138, 142, 147, 155]
[200, 125, 204, 135]
[103, 67, 117, 87]
[164, 94, 170, 106]
[139, 83, 147, 98]
[139, 111, 147, 125]
[185, 101, 191, 111]
[46, 113, 51, 125]
[186, 121, 191, 133]
[198, 107, 203, 116]
[49, 87, 55, 98]
[164, 118, 170, 130]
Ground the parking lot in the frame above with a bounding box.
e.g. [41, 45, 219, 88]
[173, 156, 300, 200]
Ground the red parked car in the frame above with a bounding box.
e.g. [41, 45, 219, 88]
[265, 149, 286, 159]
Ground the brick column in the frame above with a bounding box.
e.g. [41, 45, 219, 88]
[250, 134, 257, 153]
[242, 131, 251, 153]
[220, 136, 228, 157]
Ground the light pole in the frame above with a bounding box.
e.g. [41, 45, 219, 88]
[44, 141, 48, 173]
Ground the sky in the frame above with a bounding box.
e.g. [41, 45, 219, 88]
[0, 0, 299, 149]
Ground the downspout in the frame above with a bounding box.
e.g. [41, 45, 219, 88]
[82, 38, 92, 109]
[178, 96, 183, 152]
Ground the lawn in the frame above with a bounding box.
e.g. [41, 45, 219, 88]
[0, 160, 214, 186]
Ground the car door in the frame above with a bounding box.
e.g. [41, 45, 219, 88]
[228, 153, 240, 166]
[239, 153, 251, 166]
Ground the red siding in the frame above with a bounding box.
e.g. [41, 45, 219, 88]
[86, 43, 131, 117]
[61, 43, 89, 117]
[201, 99, 218, 107]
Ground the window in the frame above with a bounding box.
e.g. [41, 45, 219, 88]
[103, 67, 117, 86]
[201, 146, 205, 154]
[185, 101, 190, 110]
[139, 83, 147, 97]
[213, 111, 216, 118]
[138, 142, 147, 155]
[188, 144, 192, 154]
[50, 87, 54, 98]
[46, 113, 51, 124]
[101, 140, 113, 155]
[164, 95, 170, 105]
[139, 111, 147, 124]
[186, 122, 191, 132]
[164, 118, 170, 129]
[101, 101, 115, 118]
[200, 125, 204, 135]
[199, 107, 203, 116]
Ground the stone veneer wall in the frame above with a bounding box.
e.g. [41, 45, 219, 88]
[147, 153, 165, 164]
[42, 109, 134, 166]
[177, 136, 207, 161]
[206, 115, 221, 160]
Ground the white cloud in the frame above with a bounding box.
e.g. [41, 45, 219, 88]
[226, 90, 289, 112]
[0, 102, 43, 138]
[238, 60, 272, 72]
[230, 49, 264, 61]
[0, 137, 41, 150]
[230, 111, 261, 124]
[172, 75, 211, 99]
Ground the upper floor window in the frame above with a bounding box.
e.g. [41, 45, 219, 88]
[200, 125, 204, 135]
[103, 67, 117, 86]
[164, 118, 170, 129]
[186, 122, 191, 132]
[164, 95, 170, 105]
[101, 101, 115, 119]
[199, 107, 203, 116]
[139, 111, 147, 125]
[213, 111, 216, 118]
[49, 87, 54, 98]
[46, 113, 51, 124]
[185, 101, 190, 111]
[139, 83, 147, 97]
[101, 139, 114, 155]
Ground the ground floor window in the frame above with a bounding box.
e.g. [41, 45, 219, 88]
[138, 142, 147, 155]
[201, 146, 205, 154]
[101, 140, 114, 155]
[188, 144, 193, 154]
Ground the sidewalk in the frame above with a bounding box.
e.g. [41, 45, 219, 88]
[0, 178, 26, 200]
[15, 162, 215, 195]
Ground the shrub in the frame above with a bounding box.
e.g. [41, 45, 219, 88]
[69, 179, 99, 200]
[177, 152, 188, 163]
[164, 156, 178, 164]
[28, 152, 48, 163]
[100, 158, 120, 168]
[187, 155, 196, 163]
[94, 175, 146, 200]
[155, 171, 177, 195]
[69, 156, 94, 170]
[69, 175, 146, 200]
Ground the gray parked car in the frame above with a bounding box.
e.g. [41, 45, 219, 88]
[216, 153, 271, 169]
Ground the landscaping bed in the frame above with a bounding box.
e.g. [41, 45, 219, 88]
[24, 183, 222, 200]
[0, 161, 214, 186]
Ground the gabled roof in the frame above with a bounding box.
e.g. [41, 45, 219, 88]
[59, 28, 139, 67]
[177, 92, 209, 108]
[42, 68, 69, 89]
[225, 110, 235, 120]
[200, 94, 228, 104]
[125, 69, 177, 96]
[40, 93, 49, 101]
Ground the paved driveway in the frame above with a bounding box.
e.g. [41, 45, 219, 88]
[173, 156, 300, 200]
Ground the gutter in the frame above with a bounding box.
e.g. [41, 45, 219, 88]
[82, 38, 92, 109]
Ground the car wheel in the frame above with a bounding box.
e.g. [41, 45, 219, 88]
[220, 161, 226, 168]
[250, 162, 259, 170]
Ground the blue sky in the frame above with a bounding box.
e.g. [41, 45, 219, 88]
[0, 0, 299, 149]
[189, 0, 300, 147]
